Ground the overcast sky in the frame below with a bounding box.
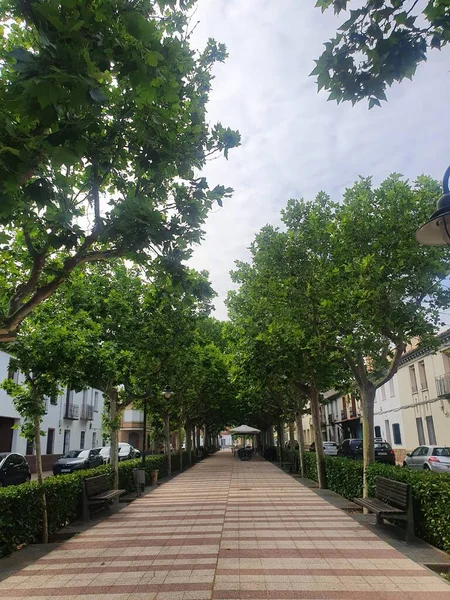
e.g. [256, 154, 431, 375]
[189, 0, 450, 321]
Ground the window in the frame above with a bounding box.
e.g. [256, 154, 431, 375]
[384, 420, 392, 445]
[381, 386, 386, 401]
[426, 415, 437, 445]
[409, 366, 418, 393]
[92, 432, 97, 448]
[389, 378, 395, 397]
[82, 389, 88, 406]
[63, 430, 71, 454]
[46, 429, 55, 454]
[50, 393, 58, 406]
[26, 439, 34, 455]
[432, 447, 450, 457]
[374, 426, 381, 438]
[43, 396, 49, 414]
[80, 431, 85, 450]
[392, 423, 402, 445]
[416, 417, 425, 445]
[94, 391, 99, 412]
[418, 361, 428, 391]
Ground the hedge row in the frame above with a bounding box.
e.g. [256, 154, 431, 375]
[301, 452, 450, 553]
[0, 451, 195, 558]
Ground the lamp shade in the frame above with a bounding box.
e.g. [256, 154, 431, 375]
[416, 166, 450, 246]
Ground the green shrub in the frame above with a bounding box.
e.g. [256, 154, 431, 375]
[0, 451, 195, 558]
[324, 456, 363, 500]
[302, 452, 317, 480]
[300, 453, 450, 553]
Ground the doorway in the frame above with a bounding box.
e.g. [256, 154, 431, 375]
[46, 428, 55, 454]
[0, 417, 14, 451]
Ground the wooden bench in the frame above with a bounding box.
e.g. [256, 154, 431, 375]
[82, 474, 125, 521]
[353, 477, 415, 542]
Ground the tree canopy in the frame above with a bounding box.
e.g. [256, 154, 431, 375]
[0, 0, 239, 341]
[227, 172, 450, 491]
[313, 0, 450, 107]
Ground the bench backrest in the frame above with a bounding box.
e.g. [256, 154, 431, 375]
[376, 476, 409, 509]
[85, 474, 110, 497]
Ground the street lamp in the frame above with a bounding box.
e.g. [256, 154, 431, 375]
[161, 386, 174, 475]
[416, 166, 450, 245]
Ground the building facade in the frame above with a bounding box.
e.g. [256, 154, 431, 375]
[0, 350, 105, 471]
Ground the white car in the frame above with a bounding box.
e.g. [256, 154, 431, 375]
[97, 443, 136, 464]
[323, 441, 338, 456]
[403, 445, 450, 473]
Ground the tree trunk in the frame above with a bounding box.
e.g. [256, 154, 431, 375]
[185, 419, 192, 466]
[34, 414, 48, 544]
[196, 426, 201, 449]
[360, 384, 376, 497]
[203, 425, 208, 449]
[310, 386, 327, 489]
[109, 393, 119, 490]
[164, 413, 171, 476]
[267, 426, 274, 446]
[178, 423, 183, 472]
[295, 411, 305, 477]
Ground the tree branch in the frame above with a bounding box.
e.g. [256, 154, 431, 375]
[374, 340, 406, 389]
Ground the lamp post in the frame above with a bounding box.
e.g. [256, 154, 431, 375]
[162, 386, 174, 475]
[416, 166, 450, 245]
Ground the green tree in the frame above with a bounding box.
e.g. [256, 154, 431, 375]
[324, 174, 450, 493]
[1, 303, 96, 541]
[228, 206, 349, 487]
[313, 0, 450, 107]
[0, 0, 239, 341]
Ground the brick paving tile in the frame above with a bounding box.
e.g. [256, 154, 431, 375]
[1, 451, 449, 600]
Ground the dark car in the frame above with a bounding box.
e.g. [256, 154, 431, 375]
[337, 438, 363, 459]
[53, 449, 103, 475]
[0, 452, 31, 487]
[337, 438, 396, 465]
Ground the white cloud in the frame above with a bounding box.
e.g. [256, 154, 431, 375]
[189, 0, 450, 319]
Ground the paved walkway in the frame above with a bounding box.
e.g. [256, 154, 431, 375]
[1, 451, 450, 600]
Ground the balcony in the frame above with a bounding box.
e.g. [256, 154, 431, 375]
[80, 404, 94, 420]
[64, 403, 79, 420]
[436, 373, 450, 398]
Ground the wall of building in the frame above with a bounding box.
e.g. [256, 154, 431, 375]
[0, 350, 105, 469]
[396, 347, 450, 453]
[373, 373, 407, 462]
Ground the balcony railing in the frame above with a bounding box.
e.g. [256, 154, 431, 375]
[64, 403, 79, 420]
[80, 404, 94, 420]
[436, 373, 450, 398]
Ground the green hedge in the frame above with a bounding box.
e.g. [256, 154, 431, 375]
[300, 452, 450, 553]
[0, 452, 194, 558]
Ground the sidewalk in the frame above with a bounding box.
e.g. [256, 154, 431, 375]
[1, 450, 449, 599]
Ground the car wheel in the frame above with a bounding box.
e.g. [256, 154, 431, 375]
[403, 462, 408, 468]
[26, 474, 31, 483]
[424, 464, 431, 470]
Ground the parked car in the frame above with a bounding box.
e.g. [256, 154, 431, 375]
[323, 441, 338, 456]
[373, 441, 396, 465]
[403, 445, 450, 473]
[337, 439, 396, 465]
[119, 443, 136, 461]
[0, 452, 31, 487]
[96, 443, 136, 464]
[308, 441, 338, 455]
[53, 449, 103, 475]
[337, 438, 362, 459]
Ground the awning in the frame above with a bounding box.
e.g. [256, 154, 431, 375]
[229, 425, 261, 435]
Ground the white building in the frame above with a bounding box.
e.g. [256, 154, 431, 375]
[373, 373, 407, 460]
[0, 350, 105, 471]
